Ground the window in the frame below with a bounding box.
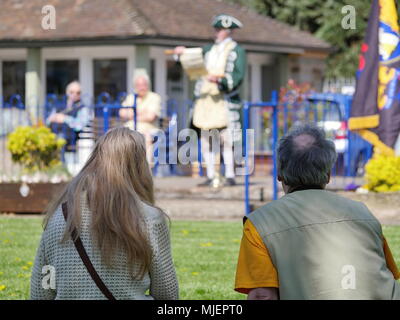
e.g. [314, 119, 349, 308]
[93, 59, 127, 101]
[166, 60, 184, 102]
[2, 61, 26, 105]
[46, 60, 79, 97]
[261, 63, 280, 101]
[311, 68, 323, 91]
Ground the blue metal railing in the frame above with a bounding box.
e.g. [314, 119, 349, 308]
[243, 91, 279, 215]
[2, 91, 374, 197]
[242, 91, 373, 215]
[1, 94, 30, 137]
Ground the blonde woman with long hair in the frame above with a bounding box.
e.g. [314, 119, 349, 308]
[30, 127, 179, 300]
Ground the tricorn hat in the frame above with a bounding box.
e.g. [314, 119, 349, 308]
[212, 14, 243, 29]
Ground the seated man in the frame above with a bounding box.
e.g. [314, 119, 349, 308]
[46, 81, 90, 151]
[235, 124, 400, 300]
[119, 73, 162, 164]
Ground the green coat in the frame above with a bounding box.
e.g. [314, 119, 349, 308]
[201, 42, 246, 104]
[192, 41, 246, 138]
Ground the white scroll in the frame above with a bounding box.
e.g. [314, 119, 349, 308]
[164, 47, 208, 80]
[178, 48, 208, 80]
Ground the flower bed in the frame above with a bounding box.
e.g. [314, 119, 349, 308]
[0, 125, 70, 213]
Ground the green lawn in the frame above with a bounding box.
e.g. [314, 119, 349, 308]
[0, 217, 399, 300]
[0, 217, 244, 300]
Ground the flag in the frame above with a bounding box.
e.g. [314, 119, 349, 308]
[349, 0, 400, 156]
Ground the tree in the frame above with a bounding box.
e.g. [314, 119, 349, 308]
[225, 0, 400, 78]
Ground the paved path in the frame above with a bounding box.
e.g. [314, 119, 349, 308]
[154, 176, 400, 224]
[2, 175, 398, 225]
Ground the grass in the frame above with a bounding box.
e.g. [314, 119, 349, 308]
[0, 217, 399, 300]
[170, 221, 244, 300]
[0, 217, 244, 300]
[0, 217, 42, 299]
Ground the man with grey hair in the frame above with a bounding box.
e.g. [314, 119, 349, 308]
[47, 81, 90, 146]
[46, 81, 91, 174]
[235, 124, 399, 300]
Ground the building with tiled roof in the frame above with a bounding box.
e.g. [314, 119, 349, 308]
[0, 0, 330, 116]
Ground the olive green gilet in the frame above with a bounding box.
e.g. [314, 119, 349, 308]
[248, 189, 400, 300]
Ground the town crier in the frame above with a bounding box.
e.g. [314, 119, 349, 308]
[174, 14, 246, 187]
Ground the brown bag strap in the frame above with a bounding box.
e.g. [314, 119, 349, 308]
[61, 202, 116, 300]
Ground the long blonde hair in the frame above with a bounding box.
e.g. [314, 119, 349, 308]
[44, 127, 158, 279]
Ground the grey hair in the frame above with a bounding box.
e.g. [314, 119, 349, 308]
[133, 72, 151, 87]
[65, 81, 81, 94]
[277, 124, 337, 188]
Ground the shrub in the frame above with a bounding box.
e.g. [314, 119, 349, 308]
[6, 126, 66, 172]
[364, 155, 400, 192]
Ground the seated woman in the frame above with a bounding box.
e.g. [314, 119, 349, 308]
[119, 73, 162, 165]
[30, 127, 179, 300]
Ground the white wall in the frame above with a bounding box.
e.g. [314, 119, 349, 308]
[247, 53, 274, 102]
[0, 45, 176, 108]
[288, 55, 326, 91]
[247, 53, 274, 152]
[149, 46, 168, 105]
[0, 46, 290, 114]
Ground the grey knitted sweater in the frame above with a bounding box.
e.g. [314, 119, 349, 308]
[30, 200, 179, 300]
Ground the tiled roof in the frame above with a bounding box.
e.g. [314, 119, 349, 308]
[0, 0, 330, 51]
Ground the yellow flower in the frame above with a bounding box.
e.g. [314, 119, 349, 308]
[27, 261, 33, 266]
[200, 242, 213, 247]
[2, 240, 10, 244]
[15, 258, 21, 262]
[17, 274, 24, 278]
[0, 272, 3, 276]
[191, 272, 199, 276]
[365, 155, 400, 192]
[22, 266, 29, 271]
[181, 230, 189, 236]
[232, 239, 241, 243]
[0, 285, 6, 291]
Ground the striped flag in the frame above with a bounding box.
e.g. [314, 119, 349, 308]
[349, 0, 400, 156]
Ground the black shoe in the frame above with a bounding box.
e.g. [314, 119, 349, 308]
[224, 178, 236, 186]
[198, 178, 212, 186]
